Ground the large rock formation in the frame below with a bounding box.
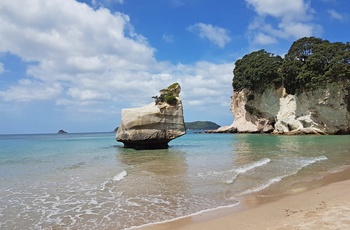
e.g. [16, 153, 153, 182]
[221, 84, 350, 134]
[116, 83, 186, 149]
[219, 37, 350, 134]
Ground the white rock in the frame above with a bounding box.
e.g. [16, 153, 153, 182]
[224, 84, 350, 134]
[116, 83, 186, 149]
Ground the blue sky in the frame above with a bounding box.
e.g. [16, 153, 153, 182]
[0, 0, 349, 134]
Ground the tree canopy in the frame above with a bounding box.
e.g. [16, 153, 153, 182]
[232, 37, 350, 94]
[232, 49, 283, 92]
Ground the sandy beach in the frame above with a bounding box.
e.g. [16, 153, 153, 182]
[140, 168, 350, 230]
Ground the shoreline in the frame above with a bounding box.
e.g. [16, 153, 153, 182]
[139, 167, 350, 230]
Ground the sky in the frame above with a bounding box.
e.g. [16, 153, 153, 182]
[0, 0, 349, 134]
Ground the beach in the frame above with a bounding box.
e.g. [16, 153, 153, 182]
[141, 168, 350, 230]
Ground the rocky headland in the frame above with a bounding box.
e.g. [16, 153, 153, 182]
[223, 84, 350, 134]
[216, 37, 350, 134]
[116, 83, 186, 149]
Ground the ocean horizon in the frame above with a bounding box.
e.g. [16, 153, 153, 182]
[1, 132, 349, 229]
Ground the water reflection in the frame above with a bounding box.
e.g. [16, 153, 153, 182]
[116, 147, 188, 176]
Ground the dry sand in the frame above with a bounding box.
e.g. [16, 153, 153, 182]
[140, 169, 350, 230]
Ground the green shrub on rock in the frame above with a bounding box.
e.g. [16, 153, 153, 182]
[153, 83, 180, 106]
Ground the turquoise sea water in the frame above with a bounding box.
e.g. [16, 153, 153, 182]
[0, 132, 349, 229]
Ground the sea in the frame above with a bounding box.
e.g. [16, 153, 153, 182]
[0, 131, 349, 229]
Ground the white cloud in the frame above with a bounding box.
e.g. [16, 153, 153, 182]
[91, 0, 124, 9]
[0, 79, 62, 102]
[67, 88, 111, 101]
[0, 0, 235, 125]
[187, 23, 231, 48]
[328, 9, 344, 20]
[254, 33, 277, 45]
[0, 63, 4, 74]
[246, 0, 311, 20]
[162, 33, 174, 43]
[246, 0, 322, 44]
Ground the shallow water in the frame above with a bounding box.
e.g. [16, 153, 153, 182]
[0, 132, 349, 229]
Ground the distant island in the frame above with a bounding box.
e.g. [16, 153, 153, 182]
[185, 121, 220, 130]
[57, 130, 67, 134]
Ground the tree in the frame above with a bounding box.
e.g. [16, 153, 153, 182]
[233, 37, 350, 95]
[281, 37, 350, 94]
[232, 50, 283, 92]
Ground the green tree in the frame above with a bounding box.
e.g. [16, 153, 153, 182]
[232, 49, 283, 92]
[282, 37, 350, 93]
[233, 37, 350, 95]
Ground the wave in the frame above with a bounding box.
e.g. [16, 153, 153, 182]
[128, 201, 240, 230]
[236, 176, 284, 196]
[100, 170, 127, 191]
[198, 158, 271, 183]
[232, 158, 271, 174]
[237, 155, 327, 196]
[299, 155, 327, 167]
[225, 158, 271, 184]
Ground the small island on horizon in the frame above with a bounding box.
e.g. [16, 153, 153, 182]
[57, 130, 68, 134]
[185, 121, 220, 130]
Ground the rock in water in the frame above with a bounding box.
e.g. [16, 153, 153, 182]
[116, 83, 186, 149]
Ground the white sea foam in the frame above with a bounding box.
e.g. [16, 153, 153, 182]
[237, 155, 328, 196]
[237, 176, 284, 196]
[234, 158, 271, 174]
[99, 170, 127, 191]
[300, 155, 327, 166]
[225, 158, 271, 184]
[199, 158, 271, 182]
[128, 201, 240, 230]
[113, 170, 127, 181]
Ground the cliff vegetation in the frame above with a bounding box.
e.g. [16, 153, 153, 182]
[152, 82, 180, 106]
[232, 37, 350, 95]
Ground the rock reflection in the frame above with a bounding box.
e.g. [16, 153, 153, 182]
[114, 147, 189, 197]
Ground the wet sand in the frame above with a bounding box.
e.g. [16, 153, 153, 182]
[140, 168, 350, 230]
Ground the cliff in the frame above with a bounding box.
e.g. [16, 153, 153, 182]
[116, 83, 186, 149]
[225, 84, 350, 134]
[220, 37, 350, 135]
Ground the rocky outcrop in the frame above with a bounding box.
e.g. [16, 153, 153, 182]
[116, 83, 186, 149]
[221, 84, 350, 134]
[57, 130, 67, 134]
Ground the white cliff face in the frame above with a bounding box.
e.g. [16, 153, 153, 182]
[227, 84, 350, 134]
[116, 83, 186, 149]
[230, 89, 258, 133]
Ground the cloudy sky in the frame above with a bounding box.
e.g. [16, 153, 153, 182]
[0, 0, 349, 134]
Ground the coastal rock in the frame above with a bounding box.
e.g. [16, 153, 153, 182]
[220, 84, 350, 134]
[116, 83, 186, 149]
